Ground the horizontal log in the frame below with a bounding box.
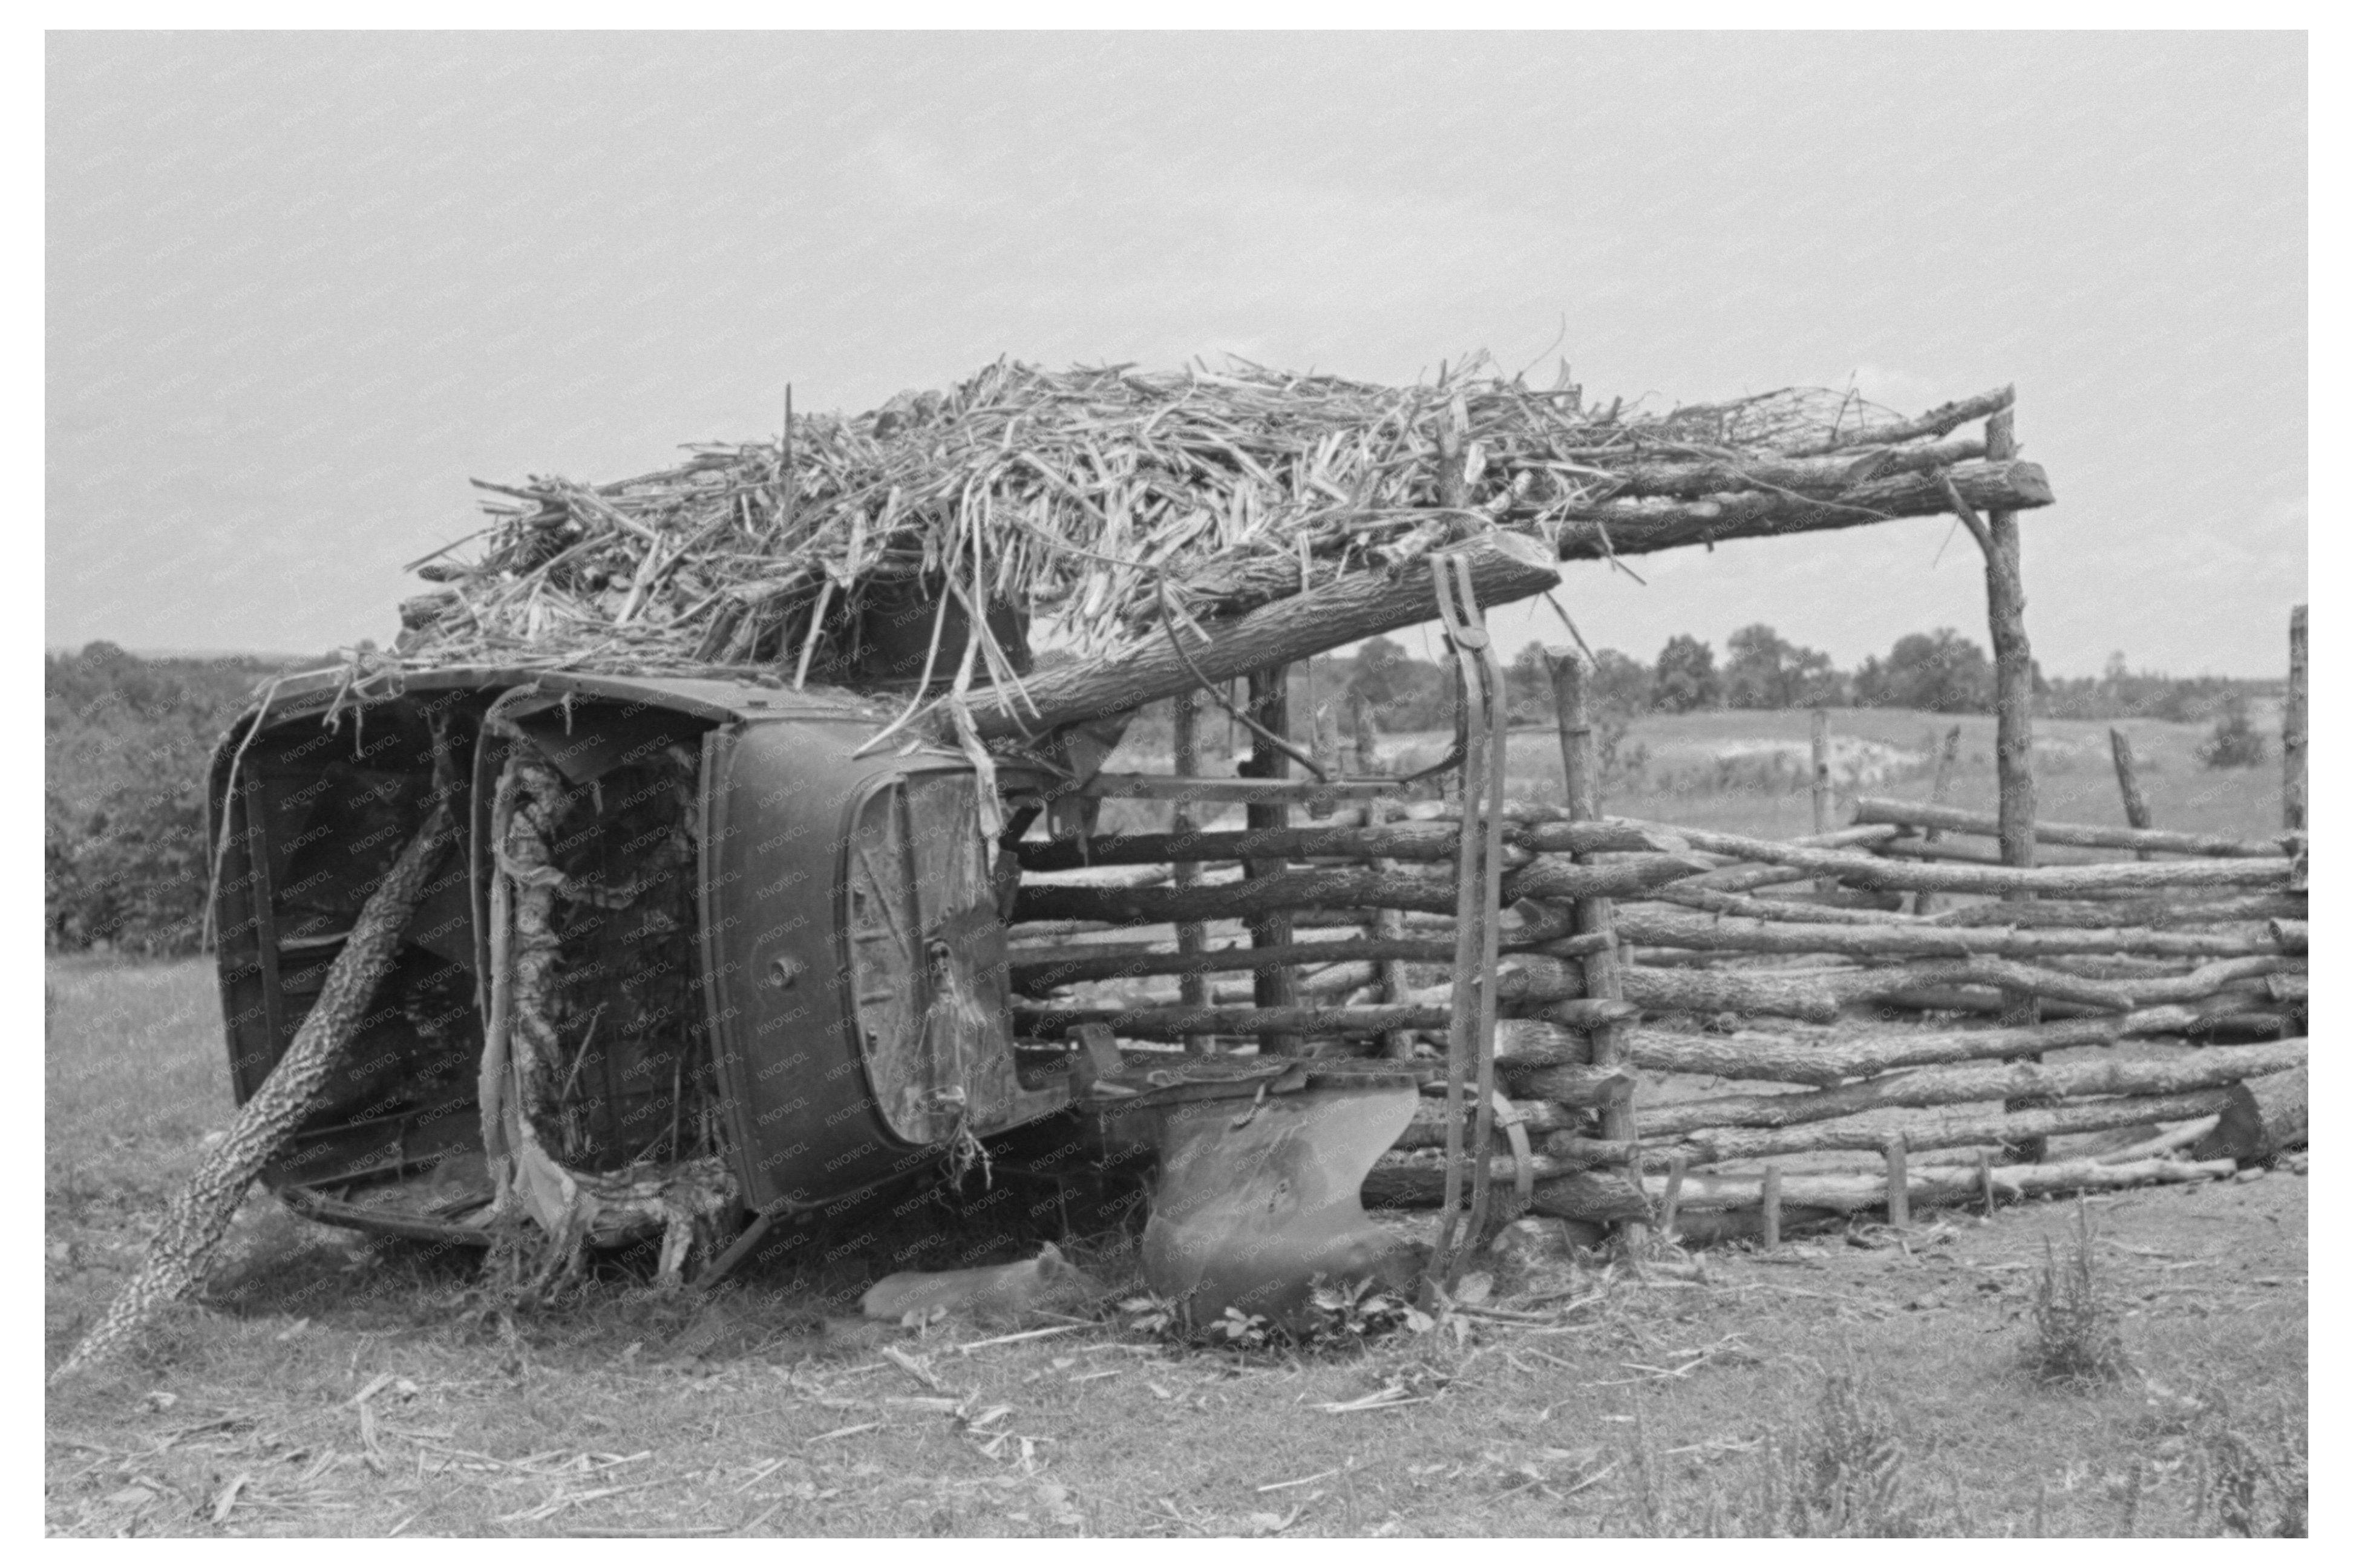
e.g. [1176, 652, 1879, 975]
[2190, 1068, 2306, 1163]
[1010, 853, 1700, 924]
[966, 531, 1562, 740]
[1615, 909, 2280, 962]
[1922, 892, 2304, 929]
[1615, 965, 1841, 1024]
[1628, 818, 2294, 897]
[1606, 448, 1893, 499]
[1573, 1090, 2239, 1168]
[2268, 919, 2307, 955]
[1007, 931, 1606, 992]
[1633, 1037, 2305, 1138]
[1645, 883, 1927, 926]
[1637, 1154, 2233, 1216]
[1852, 797, 2289, 858]
[1499, 1063, 1638, 1108]
[1395, 1097, 1585, 1149]
[1364, 1160, 1653, 1224]
[1543, 459, 2052, 561]
[1014, 1001, 1450, 1042]
[1076, 774, 1425, 805]
[1840, 958, 2135, 1013]
[1864, 986, 2283, 1028]
[1012, 818, 1673, 872]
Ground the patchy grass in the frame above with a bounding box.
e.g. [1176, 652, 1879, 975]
[2026, 1203, 2132, 1390]
[47, 958, 2305, 1537]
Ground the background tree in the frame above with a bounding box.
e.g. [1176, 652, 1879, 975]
[1852, 628, 1994, 713]
[1722, 622, 1845, 708]
[1652, 634, 1720, 713]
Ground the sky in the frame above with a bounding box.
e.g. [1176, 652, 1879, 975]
[45, 31, 2308, 678]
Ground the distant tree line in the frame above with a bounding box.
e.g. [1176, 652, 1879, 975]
[1303, 626, 2275, 733]
[45, 642, 298, 955]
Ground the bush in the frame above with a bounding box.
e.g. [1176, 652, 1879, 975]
[2196, 694, 2269, 769]
[2026, 1201, 2130, 1387]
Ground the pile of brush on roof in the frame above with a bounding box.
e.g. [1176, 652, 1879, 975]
[387, 355, 2037, 704]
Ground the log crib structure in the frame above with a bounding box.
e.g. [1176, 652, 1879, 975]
[259, 363, 2329, 1263]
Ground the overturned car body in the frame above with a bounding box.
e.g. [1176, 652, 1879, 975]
[208, 665, 1416, 1313]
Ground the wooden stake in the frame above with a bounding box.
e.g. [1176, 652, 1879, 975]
[2107, 728, 2154, 861]
[1810, 708, 1832, 836]
[2285, 603, 2307, 833]
[1242, 665, 1300, 1051]
[1977, 1147, 1996, 1218]
[1978, 400, 2040, 1037]
[1660, 1154, 1688, 1241]
[1171, 689, 1212, 1053]
[1883, 1134, 1911, 1227]
[1760, 1165, 1783, 1249]
[1548, 647, 1643, 1247]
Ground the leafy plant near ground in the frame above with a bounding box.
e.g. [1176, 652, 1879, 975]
[1779, 1369, 1930, 1537]
[2026, 1202, 2130, 1388]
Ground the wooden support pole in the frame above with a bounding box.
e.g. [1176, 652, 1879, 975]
[1977, 400, 2040, 1037]
[2285, 603, 2307, 833]
[1171, 689, 1212, 1053]
[1547, 647, 1641, 1246]
[1883, 1134, 1911, 1227]
[1977, 1148, 1996, 1218]
[1242, 665, 1300, 1051]
[1760, 1165, 1783, 1249]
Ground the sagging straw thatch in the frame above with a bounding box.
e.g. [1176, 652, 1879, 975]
[385, 356, 2011, 709]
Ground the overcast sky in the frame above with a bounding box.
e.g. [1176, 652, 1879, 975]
[46, 31, 2306, 677]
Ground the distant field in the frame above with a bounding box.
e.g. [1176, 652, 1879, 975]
[1096, 706, 2288, 844]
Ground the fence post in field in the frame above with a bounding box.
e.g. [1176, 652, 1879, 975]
[1913, 724, 1963, 916]
[1242, 665, 1300, 1052]
[1171, 689, 1212, 1053]
[2285, 604, 2307, 833]
[1810, 708, 1832, 835]
[1546, 647, 1644, 1247]
[2109, 728, 2154, 861]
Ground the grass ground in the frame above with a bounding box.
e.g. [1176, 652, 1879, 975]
[45, 957, 2306, 1538]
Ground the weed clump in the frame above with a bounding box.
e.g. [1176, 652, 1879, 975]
[2026, 1203, 2130, 1388]
[1781, 1370, 1929, 1537]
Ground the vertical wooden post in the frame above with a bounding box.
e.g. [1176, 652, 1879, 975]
[2109, 728, 2153, 861]
[1760, 1165, 1783, 1250]
[1810, 708, 1832, 836]
[1883, 1134, 1911, 1228]
[1980, 399, 2038, 1027]
[1660, 1154, 1688, 1243]
[2284, 604, 2307, 833]
[1982, 401, 2044, 1157]
[1242, 665, 1300, 1052]
[1348, 689, 1412, 1054]
[1977, 1147, 1997, 1218]
[1171, 691, 1212, 1054]
[1912, 724, 1962, 916]
[1546, 648, 1643, 1246]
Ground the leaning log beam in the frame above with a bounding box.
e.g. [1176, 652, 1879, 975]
[963, 532, 1561, 741]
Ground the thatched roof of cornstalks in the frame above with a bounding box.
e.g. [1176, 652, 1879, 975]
[388, 355, 2026, 697]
